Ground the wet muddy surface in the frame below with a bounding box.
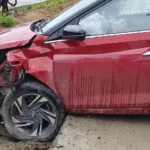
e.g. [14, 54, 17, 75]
[0, 115, 150, 150]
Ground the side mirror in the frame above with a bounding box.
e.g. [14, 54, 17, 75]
[63, 25, 86, 41]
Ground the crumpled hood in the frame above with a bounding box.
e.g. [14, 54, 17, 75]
[0, 22, 36, 50]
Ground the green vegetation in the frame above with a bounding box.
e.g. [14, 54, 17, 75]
[12, 0, 69, 16]
[31, 0, 68, 9]
[0, 14, 15, 27]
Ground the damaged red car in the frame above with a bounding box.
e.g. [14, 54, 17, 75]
[0, 0, 150, 141]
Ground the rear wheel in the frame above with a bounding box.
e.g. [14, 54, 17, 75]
[2, 81, 65, 141]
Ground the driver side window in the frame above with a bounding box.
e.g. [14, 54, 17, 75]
[79, 0, 150, 36]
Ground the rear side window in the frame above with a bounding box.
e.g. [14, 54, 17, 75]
[79, 0, 150, 36]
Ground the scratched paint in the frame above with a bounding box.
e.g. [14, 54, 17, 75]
[54, 32, 150, 113]
[56, 57, 141, 109]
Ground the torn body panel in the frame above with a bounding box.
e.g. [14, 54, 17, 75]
[0, 22, 37, 88]
[0, 28, 49, 100]
[0, 60, 22, 87]
[6, 34, 58, 94]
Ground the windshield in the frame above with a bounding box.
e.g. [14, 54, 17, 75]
[42, 0, 98, 34]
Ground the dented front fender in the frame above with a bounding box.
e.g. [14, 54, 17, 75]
[5, 36, 58, 94]
[5, 53, 57, 94]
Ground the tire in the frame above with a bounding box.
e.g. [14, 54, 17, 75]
[8, 0, 17, 6]
[2, 81, 65, 142]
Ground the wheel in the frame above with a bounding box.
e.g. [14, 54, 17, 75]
[8, 0, 17, 6]
[2, 81, 65, 141]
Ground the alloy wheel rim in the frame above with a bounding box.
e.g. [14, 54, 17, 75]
[10, 93, 57, 137]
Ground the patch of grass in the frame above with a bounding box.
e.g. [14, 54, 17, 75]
[0, 14, 15, 27]
[31, 0, 69, 10]
[0, 0, 71, 28]
[11, 0, 69, 16]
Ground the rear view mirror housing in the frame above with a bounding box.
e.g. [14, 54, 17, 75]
[63, 25, 86, 41]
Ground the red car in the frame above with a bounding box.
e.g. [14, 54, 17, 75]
[0, 0, 150, 141]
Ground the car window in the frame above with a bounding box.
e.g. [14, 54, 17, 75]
[79, 0, 150, 36]
[42, 0, 98, 34]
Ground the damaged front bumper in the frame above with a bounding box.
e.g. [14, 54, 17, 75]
[0, 61, 24, 87]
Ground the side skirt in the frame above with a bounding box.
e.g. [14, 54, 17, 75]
[66, 107, 150, 115]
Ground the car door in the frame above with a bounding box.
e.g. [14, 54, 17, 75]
[53, 0, 150, 111]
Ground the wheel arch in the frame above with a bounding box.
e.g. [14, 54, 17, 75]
[22, 72, 59, 98]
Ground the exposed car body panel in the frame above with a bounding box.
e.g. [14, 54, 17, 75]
[0, 22, 36, 50]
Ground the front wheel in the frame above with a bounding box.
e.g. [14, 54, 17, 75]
[2, 81, 65, 141]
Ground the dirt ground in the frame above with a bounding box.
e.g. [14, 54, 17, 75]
[52, 115, 150, 150]
[14, 0, 78, 25]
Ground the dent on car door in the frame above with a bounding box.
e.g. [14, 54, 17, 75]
[54, 0, 150, 112]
